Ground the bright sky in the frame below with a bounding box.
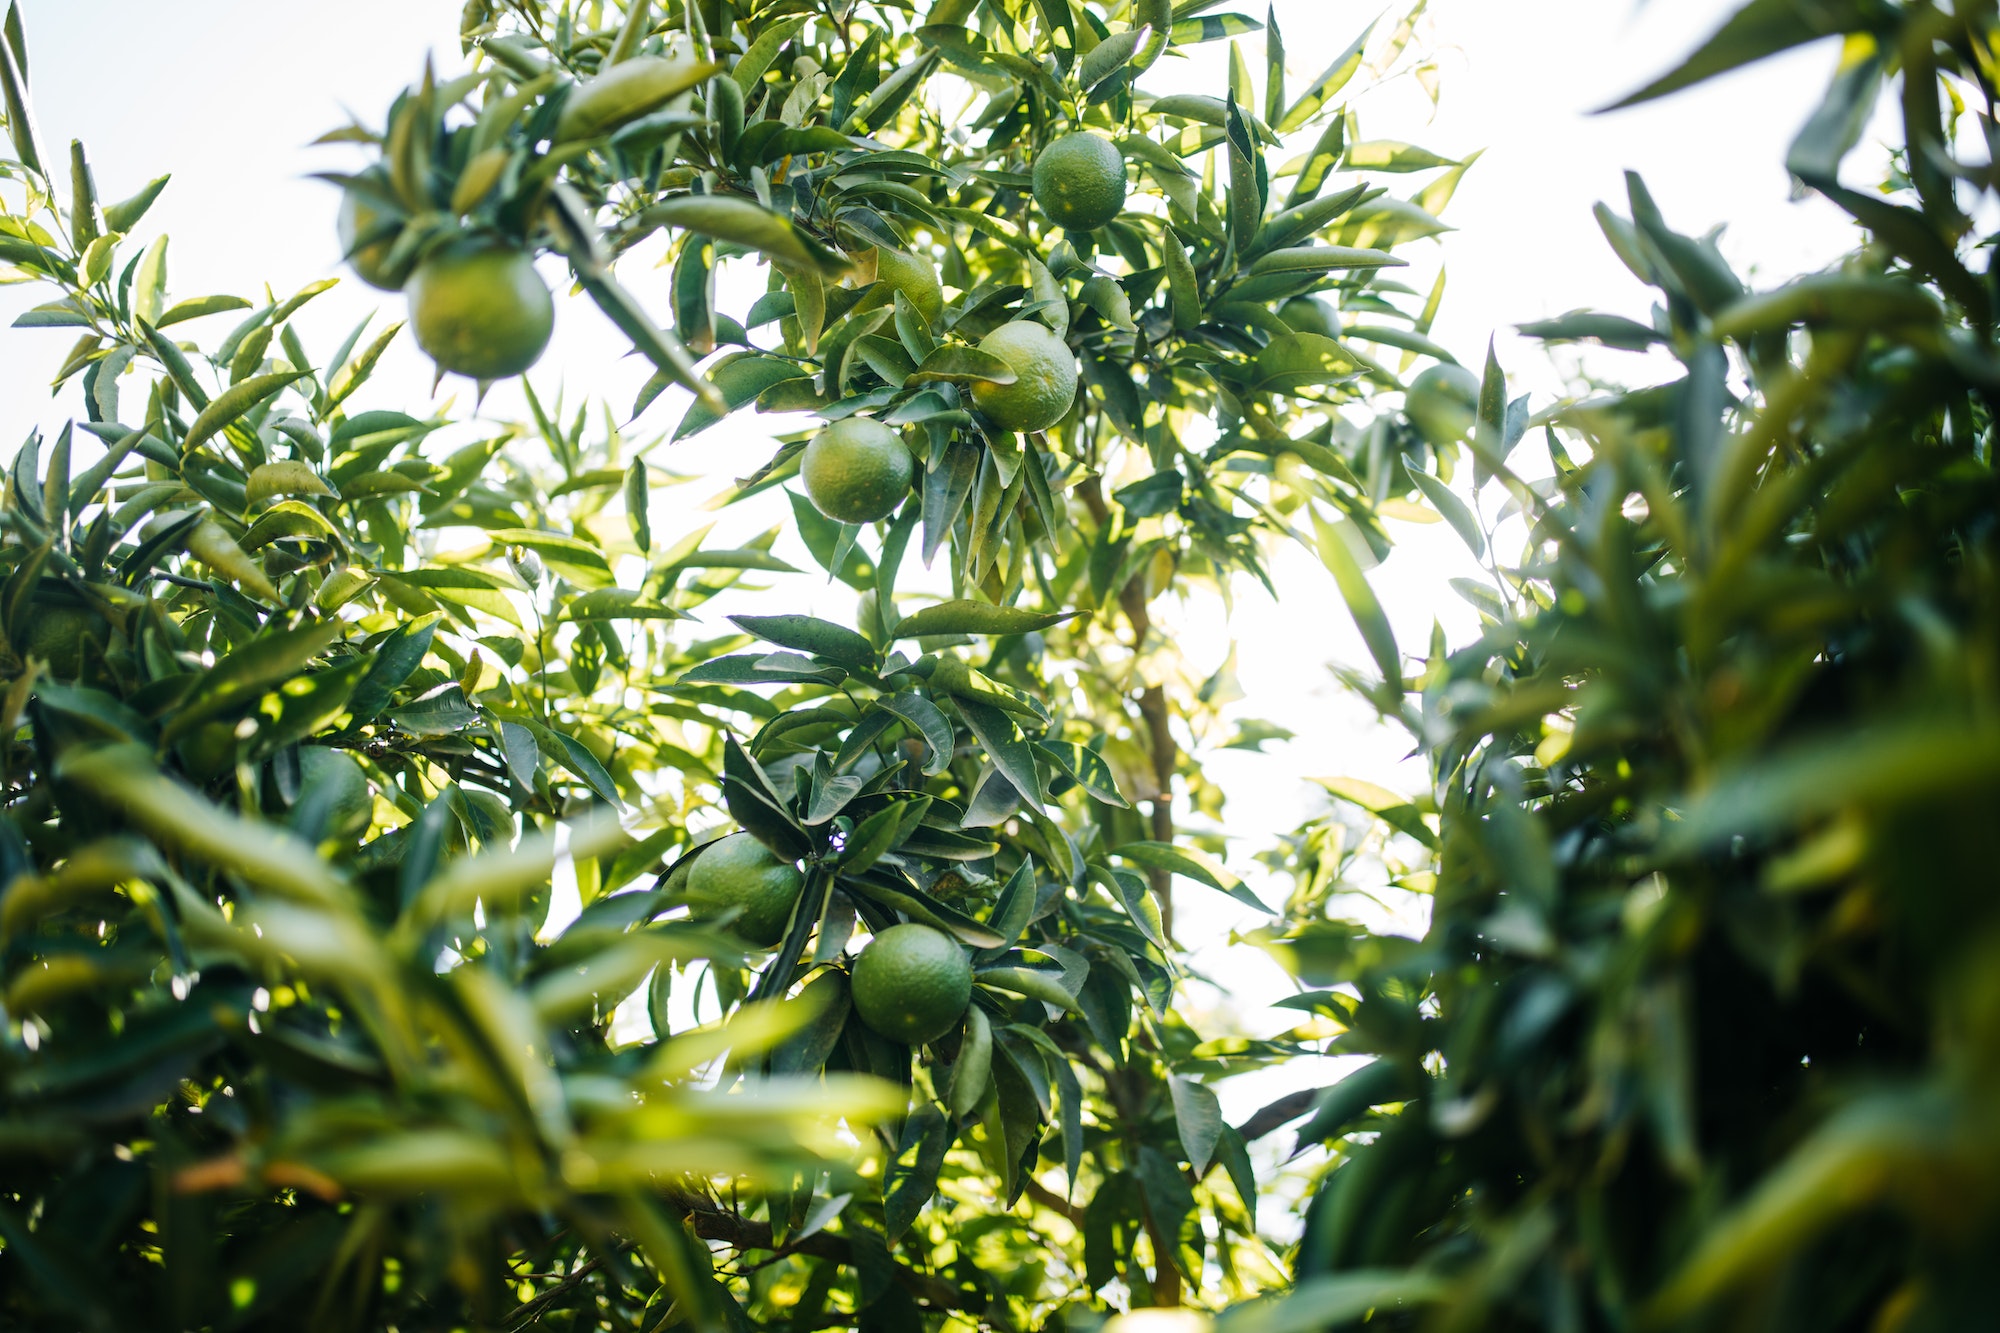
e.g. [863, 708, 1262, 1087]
[2, 0, 1874, 1169]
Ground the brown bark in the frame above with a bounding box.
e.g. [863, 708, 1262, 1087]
[1077, 477, 1180, 941]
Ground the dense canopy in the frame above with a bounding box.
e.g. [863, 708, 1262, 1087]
[1, 1, 1997, 1331]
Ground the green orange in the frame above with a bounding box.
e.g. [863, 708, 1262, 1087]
[337, 186, 411, 292]
[875, 247, 943, 324]
[19, 599, 102, 679]
[801, 417, 914, 524]
[685, 833, 804, 947]
[1032, 133, 1127, 232]
[851, 922, 972, 1046]
[969, 321, 1076, 433]
[405, 238, 555, 380]
[1404, 363, 1481, 447]
[1280, 296, 1340, 340]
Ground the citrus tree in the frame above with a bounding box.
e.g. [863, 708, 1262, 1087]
[1242, 3, 2000, 1329]
[0, 0, 1477, 1327]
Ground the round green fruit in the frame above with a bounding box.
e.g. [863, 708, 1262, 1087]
[19, 599, 103, 680]
[1404, 362, 1481, 447]
[850, 922, 972, 1046]
[875, 247, 943, 324]
[405, 238, 554, 380]
[1279, 296, 1340, 340]
[556, 53, 707, 143]
[177, 720, 240, 784]
[685, 833, 804, 948]
[970, 321, 1077, 434]
[337, 187, 411, 292]
[1032, 132, 1128, 232]
[801, 417, 914, 524]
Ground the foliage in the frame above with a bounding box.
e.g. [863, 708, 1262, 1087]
[0, 0, 1476, 1329]
[1253, 4, 2000, 1330]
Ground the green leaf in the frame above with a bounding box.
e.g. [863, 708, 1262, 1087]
[883, 1106, 951, 1238]
[955, 696, 1045, 809]
[624, 458, 651, 554]
[1284, 115, 1347, 209]
[156, 294, 253, 327]
[326, 319, 403, 408]
[891, 599, 1076, 639]
[1033, 740, 1129, 807]
[0, 26, 37, 174]
[879, 692, 954, 776]
[404, 813, 625, 933]
[1080, 273, 1136, 332]
[343, 614, 438, 727]
[672, 353, 812, 439]
[1254, 332, 1361, 393]
[485, 527, 613, 579]
[1410, 471, 1483, 557]
[1644, 1091, 1950, 1324]
[181, 370, 310, 456]
[1252, 182, 1372, 258]
[1276, 14, 1374, 132]
[103, 174, 169, 233]
[564, 588, 686, 621]
[1218, 1271, 1450, 1333]
[837, 798, 928, 875]
[1079, 23, 1148, 93]
[914, 23, 1000, 76]
[1342, 140, 1457, 173]
[638, 195, 848, 275]
[1669, 721, 2000, 854]
[908, 343, 1017, 386]
[1343, 323, 1457, 363]
[1310, 507, 1401, 693]
[1113, 841, 1268, 911]
[948, 1004, 993, 1119]
[734, 15, 810, 93]
[975, 966, 1081, 1012]
[58, 745, 349, 907]
[1292, 1057, 1405, 1144]
[679, 653, 845, 687]
[1162, 232, 1203, 330]
[1331, 196, 1451, 247]
[1224, 92, 1262, 252]
[853, 333, 917, 387]
[1247, 244, 1403, 276]
[389, 687, 480, 737]
[727, 614, 875, 668]
[1170, 1076, 1223, 1174]
[843, 873, 1006, 949]
[1705, 275, 1939, 341]
[1602, 0, 1876, 111]
[1516, 310, 1664, 350]
[238, 499, 338, 551]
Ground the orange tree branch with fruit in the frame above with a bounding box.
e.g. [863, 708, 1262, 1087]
[0, 0, 1483, 1328]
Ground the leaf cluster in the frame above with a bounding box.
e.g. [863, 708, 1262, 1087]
[1252, 5, 2000, 1329]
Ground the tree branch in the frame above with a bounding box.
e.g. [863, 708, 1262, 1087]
[1076, 476, 1181, 941]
